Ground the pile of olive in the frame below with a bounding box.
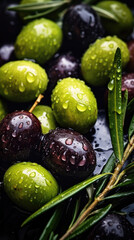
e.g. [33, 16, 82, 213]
[0, 0, 134, 239]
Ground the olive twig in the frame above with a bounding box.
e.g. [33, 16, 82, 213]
[60, 134, 134, 240]
[29, 94, 44, 113]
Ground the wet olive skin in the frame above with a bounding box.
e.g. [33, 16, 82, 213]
[41, 128, 96, 185]
[62, 4, 104, 52]
[0, 111, 42, 169]
[87, 213, 134, 240]
[46, 52, 80, 100]
[4, 162, 59, 212]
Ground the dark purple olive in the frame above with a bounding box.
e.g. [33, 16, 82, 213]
[87, 213, 134, 240]
[0, 43, 15, 66]
[40, 128, 96, 185]
[45, 52, 80, 102]
[122, 73, 134, 101]
[62, 4, 104, 53]
[0, 0, 22, 44]
[0, 110, 42, 169]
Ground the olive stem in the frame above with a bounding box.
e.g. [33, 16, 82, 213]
[60, 134, 134, 240]
[29, 94, 44, 113]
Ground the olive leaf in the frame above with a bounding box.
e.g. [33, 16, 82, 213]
[66, 204, 112, 239]
[104, 190, 134, 200]
[92, 5, 119, 22]
[128, 114, 134, 140]
[39, 205, 64, 240]
[121, 90, 128, 125]
[21, 173, 109, 227]
[95, 152, 116, 197]
[108, 48, 124, 162]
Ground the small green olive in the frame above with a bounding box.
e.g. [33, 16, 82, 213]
[81, 36, 129, 86]
[15, 18, 63, 65]
[4, 162, 59, 212]
[32, 105, 57, 134]
[0, 60, 48, 102]
[96, 1, 133, 39]
[51, 77, 98, 134]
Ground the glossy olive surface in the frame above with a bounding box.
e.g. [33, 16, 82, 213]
[0, 111, 41, 169]
[41, 128, 96, 185]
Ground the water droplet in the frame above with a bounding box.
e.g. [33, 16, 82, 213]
[77, 103, 87, 112]
[65, 138, 73, 145]
[62, 101, 69, 109]
[19, 178, 23, 184]
[77, 93, 83, 100]
[109, 43, 114, 48]
[108, 79, 114, 91]
[66, 166, 70, 172]
[18, 122, 23, 129]
[12, 131, 17, 138]
[78, 159, 86, 166]
[29, 172, 36, 178]
[70, 156, 75, 165]
[4, 89, 8, 95]
[83, 143, 88, 151]
[61, 152, 66, 161]
[6, 125, 10, 131]
[19, 82, 25, 92]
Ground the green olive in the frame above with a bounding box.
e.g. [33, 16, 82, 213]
[15, 18, 63, 65]
[4, 162, 59, 212]
[32, 105, 57, 134]
[81, 36, 129, 86]
[51, 77, 98, 134]
[0, 60, 48, 102]
[96, 1, 133, 39]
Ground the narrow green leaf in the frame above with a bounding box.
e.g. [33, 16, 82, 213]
[95, 152, 115, 197]
[39, 205, 63, 240]
[128, 115, 134, 140]
[92, 6, 119, 22]
[66, 204, 112, 239]
[126, 98, 134, 116]
[104, 190, 134, 200]
[121, 90, 128, 125]
[108, 48, 124, 162]
[22, 173, 109, 227]
[8, 0, 70, 11]
[69, 199, 80, 229]
[115, 174, 134, 188]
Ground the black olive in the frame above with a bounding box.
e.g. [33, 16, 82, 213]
[40, 128, 96, 186]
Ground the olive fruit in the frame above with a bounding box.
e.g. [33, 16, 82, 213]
[0, 111, 41, 169]
[0, 98, 8, 121]
[46, 52, 80, 96]
[4, 162, 59, 211]
[87, 213, 134, 240]
[15, 18, 63, 65]
[32, 105, 57, 134]
[51, 77, 98, 134]
[0, 60, 48, 102]
[0, 0, 22, 44]
[62, 4, 104, 52]
[122, 73, 134, 101]
[81, 36, 129, 86]
[0, 44, 15, 66]
[96, 1, 133, 40]
[41, 128, 96, 185]
[127, 40, 134, 72]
